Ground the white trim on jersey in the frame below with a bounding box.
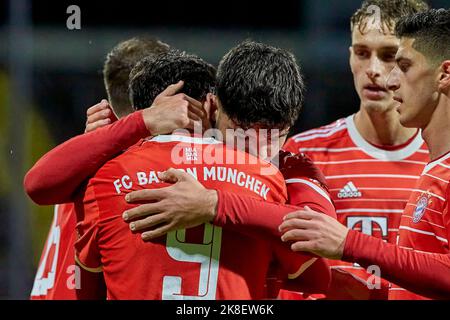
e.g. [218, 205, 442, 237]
[336, 208, 404, 213]
[438, 162, 450, 169]
[411, 189, 446, 202]
[291, 119, 345, 139]
[329, 187, 414, 192]
[402, 214, 446, 230]
[148, 135, 223, 145]
[389, 288, 407, 291]
[352, 227, 399, 232]
[298, 147, 362, 153]
[293, 125, 347, 142]
[405, 204, 443, 216]
[398, 245, 436, 254]
[424, 173, 450, 184]
[346, 115, 425, 161]
[335, 198, 407, 202]
[314, 159, 427, 166]
[399, 226, 448, 243]
[423, 150, 450, 173]
[326, 174, 419, 180]
[285, 178, 333, 205]
[330, 265, 364, 270]
[402, 213, 446, 229]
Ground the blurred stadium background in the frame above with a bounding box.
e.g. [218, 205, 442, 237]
[0, 0, 449, 299]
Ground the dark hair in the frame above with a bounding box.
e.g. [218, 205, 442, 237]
[129, 50, 216, 110]
[396, 9, 450, 64]
[216, 41, 304, 130]
[351, 0, 429, 34]
[103, 36, 170, 117]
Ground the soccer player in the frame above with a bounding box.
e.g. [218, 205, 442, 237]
[282, 0, 430, 299]
[74, 44, 330, 299]
[279, 8, 450, 300]
[120, 0, 431, 300]
[25, 47, 335, 297]
[29, 37, 172, 299]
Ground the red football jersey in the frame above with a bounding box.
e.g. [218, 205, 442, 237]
[389, 151, 450, 299]
[31, 204, 105, 299]
[75, 134, 315, 300]
[284, 115, 429, 299]
[31, 204, 77, 299]
[273, 151, 335, 300]
[277, 178, 334, 300]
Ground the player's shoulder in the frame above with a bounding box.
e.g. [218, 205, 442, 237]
[290, 117, 349, 143]
[147, 134, 280, 172]
[92, 135, 182, 176]
[422, 151, 450, 183]
[286, 117, 350, 149]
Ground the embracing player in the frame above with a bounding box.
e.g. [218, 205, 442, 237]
[28, 37, 171, 299]
[74, 44, 331, 299]
[25, 40, 334, 298]
[279, 8, 450, 299]
[283, 0, 430, 299]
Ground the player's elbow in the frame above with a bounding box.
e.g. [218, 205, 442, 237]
[23, 169, 53, 205]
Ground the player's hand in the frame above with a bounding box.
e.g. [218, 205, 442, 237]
[278, 151, 328, 190]
[142, 81, 211, 136]
[122, 168, 218, 241]
[85, 99, 118, 133]
[279, 206, 348, 260]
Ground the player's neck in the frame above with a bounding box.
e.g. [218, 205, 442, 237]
[354, 108, 417, 146]
[422, 97, 450, 161]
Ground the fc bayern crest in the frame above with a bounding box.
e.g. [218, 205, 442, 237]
[413, 192, 432, 223]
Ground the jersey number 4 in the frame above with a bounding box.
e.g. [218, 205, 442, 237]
[31, 205, 61, 296]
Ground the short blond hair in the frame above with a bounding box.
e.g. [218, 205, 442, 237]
[103, 37, 170, 117]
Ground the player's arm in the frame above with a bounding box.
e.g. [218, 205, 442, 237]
[211, 187, 335, 293]
[212, 152, 336, 238]
[24, 82, 207, 205]
[120, 152, 335, 293]
[279, 150, 335, 215]
[122, 168, 332, 293]
[24, 110, 148, 205]
[123, 152, 336, 240]
[342, 230, 450, 300]
[122, 177, 303, 240]
[280, 207, 450, 300]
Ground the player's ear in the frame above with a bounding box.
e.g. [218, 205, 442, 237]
[438, 61, 450, 92]
[208, 93, 219, 125]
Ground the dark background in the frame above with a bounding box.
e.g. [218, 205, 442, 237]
[1, 0, 449, 299]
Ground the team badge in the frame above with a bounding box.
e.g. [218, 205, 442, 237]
[413, 192, 432, 223]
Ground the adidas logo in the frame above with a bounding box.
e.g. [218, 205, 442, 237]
[337, 181, 362, 198]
